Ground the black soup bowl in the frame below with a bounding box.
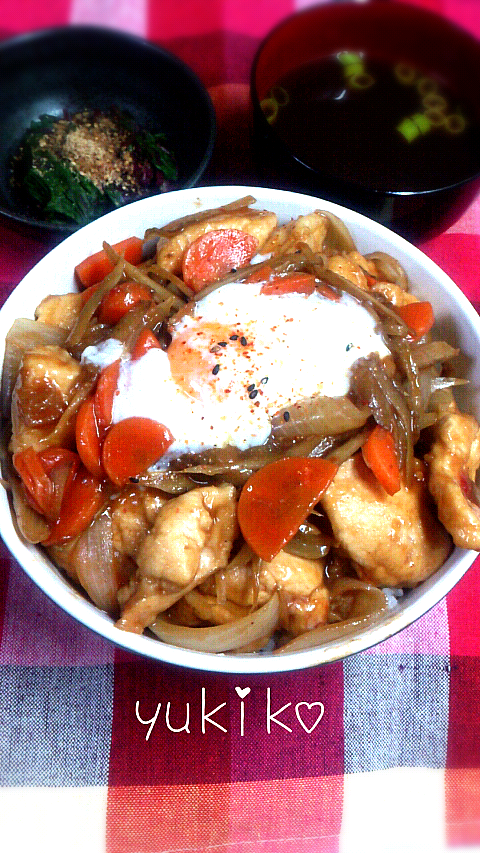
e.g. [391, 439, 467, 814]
[0, 25, 216, 236]
[251, 1, 480, 241]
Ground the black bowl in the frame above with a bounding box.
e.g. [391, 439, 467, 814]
[0, 25, 216, 236]
[251, 1, 480, 241]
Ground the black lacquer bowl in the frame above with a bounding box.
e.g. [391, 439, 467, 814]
[0, 25, 216, 235]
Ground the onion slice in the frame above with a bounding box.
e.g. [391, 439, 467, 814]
[150, 592, 280, 652]
[276, 579, 388, 653]
[72, 509, 119, 614]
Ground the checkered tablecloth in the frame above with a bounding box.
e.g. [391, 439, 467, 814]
[1, 1, 480, 851]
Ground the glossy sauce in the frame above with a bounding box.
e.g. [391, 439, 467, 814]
[263, 54, 480, 192]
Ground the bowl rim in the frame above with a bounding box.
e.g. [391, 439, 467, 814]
[1, 184, 479, 674]
[0, 24, 216, 234]
[250, 0, 480, 198]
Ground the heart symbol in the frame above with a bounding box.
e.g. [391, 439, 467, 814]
[235, 686, 251, 699]
[295, 702, 324, 733]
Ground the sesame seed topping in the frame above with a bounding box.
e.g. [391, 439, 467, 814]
[260, 376, 269, 384]
[283, 411, 290, 422]
[212, 364, 220, 375]
[229, 334, 238, 340]
[218, 341, 228, 347]
[247, 383, 255, 392]
[249, 389, 258, 400]
[240, 336, 248, 346]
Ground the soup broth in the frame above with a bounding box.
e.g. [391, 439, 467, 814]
[262, 54, 480, 192]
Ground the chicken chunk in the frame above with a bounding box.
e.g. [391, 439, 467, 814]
[327, 251, 374, 289]
[156, 208, 277, 274]
[208, 549, 329, 636]
[369, 279, 418, 308]
[321, 454, 452, 587]
[111, 486, 168, 560]
[260, 551, 329, 635]
[426, 410, 480, 550]
[116, 484, 238, 633]
[11, 345, 85, 453]
[261, 211, 328, 257]
[35, 292, 84, 332]
[327, 252, 418, 308]
[136, 483, 237, 585]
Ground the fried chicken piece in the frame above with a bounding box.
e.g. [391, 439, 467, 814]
[327, 251, 418, 308]
[156, 208, 277, 274]
[321, 454, 452, 587]
[206, 549, 329, 636]
[116, 484, 238, 633]
[111, 486, 168, 560]
[35, 292, 84, 332]
[327, 251, 374, 289]
[10, 345, 85, 453]
[261, 211, 328, 256]
[426, 410, 480, 550]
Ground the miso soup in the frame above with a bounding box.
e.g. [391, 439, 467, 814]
[261, 54, 480, 192]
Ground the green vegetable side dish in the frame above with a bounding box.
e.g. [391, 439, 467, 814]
[10, 108, 178, 227]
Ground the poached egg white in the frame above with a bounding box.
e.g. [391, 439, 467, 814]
[82, 280, 390, 461]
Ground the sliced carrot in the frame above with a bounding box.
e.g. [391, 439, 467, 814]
[249, 267, 340, 301]
[260, 273, 316, 296]
[94, 359, 121, 432]
[182, 229, 258, 292]
[38, 447, 78, 474]
[102, 417, 174, 486]
[245, 263, 275, 283]
[237, 456, 338, 562]
[316, 281, 342, 301]
[76, 396, 104, 479]
[97, 280, 153, 325]
[131, 328, 162, 360]
[43, 464, 104, 545]
[13, 447, 55, 517]
[74, 236, 144, 288]
[395, 301, 434, 340]
[361, 424, 401, 495]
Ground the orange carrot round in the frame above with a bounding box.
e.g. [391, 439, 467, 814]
[94, 359, 121, 432]
[395, 301, 434, 340]
[97, 280, 153, 325]
[74, 236, 143, 288]
[102, 417, 174, 486]
[237, 456, 338, 562]
[13, 447, 55, 517]
[76, 396, 104, 479]
[131, 328, 162, 360]
[44, 464, 104, 545]
[260, 273, 316, 296]
[182, 229, 258, 292]
[361, 424, 401, 495]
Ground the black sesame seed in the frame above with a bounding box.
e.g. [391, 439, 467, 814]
[240, 336, 248, 346]
[260, 376, 269, 384]
[247, 383, 256, 392]
[130, 477, 140, 483]
[218, 341, 228, 347]
[212, 364, 220, 375]
[283, 411, 290, 422]
[249, 389, 258, 400]
[230, 334, 238, 340]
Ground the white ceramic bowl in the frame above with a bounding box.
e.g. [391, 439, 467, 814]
[1, 186, 479, 673]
